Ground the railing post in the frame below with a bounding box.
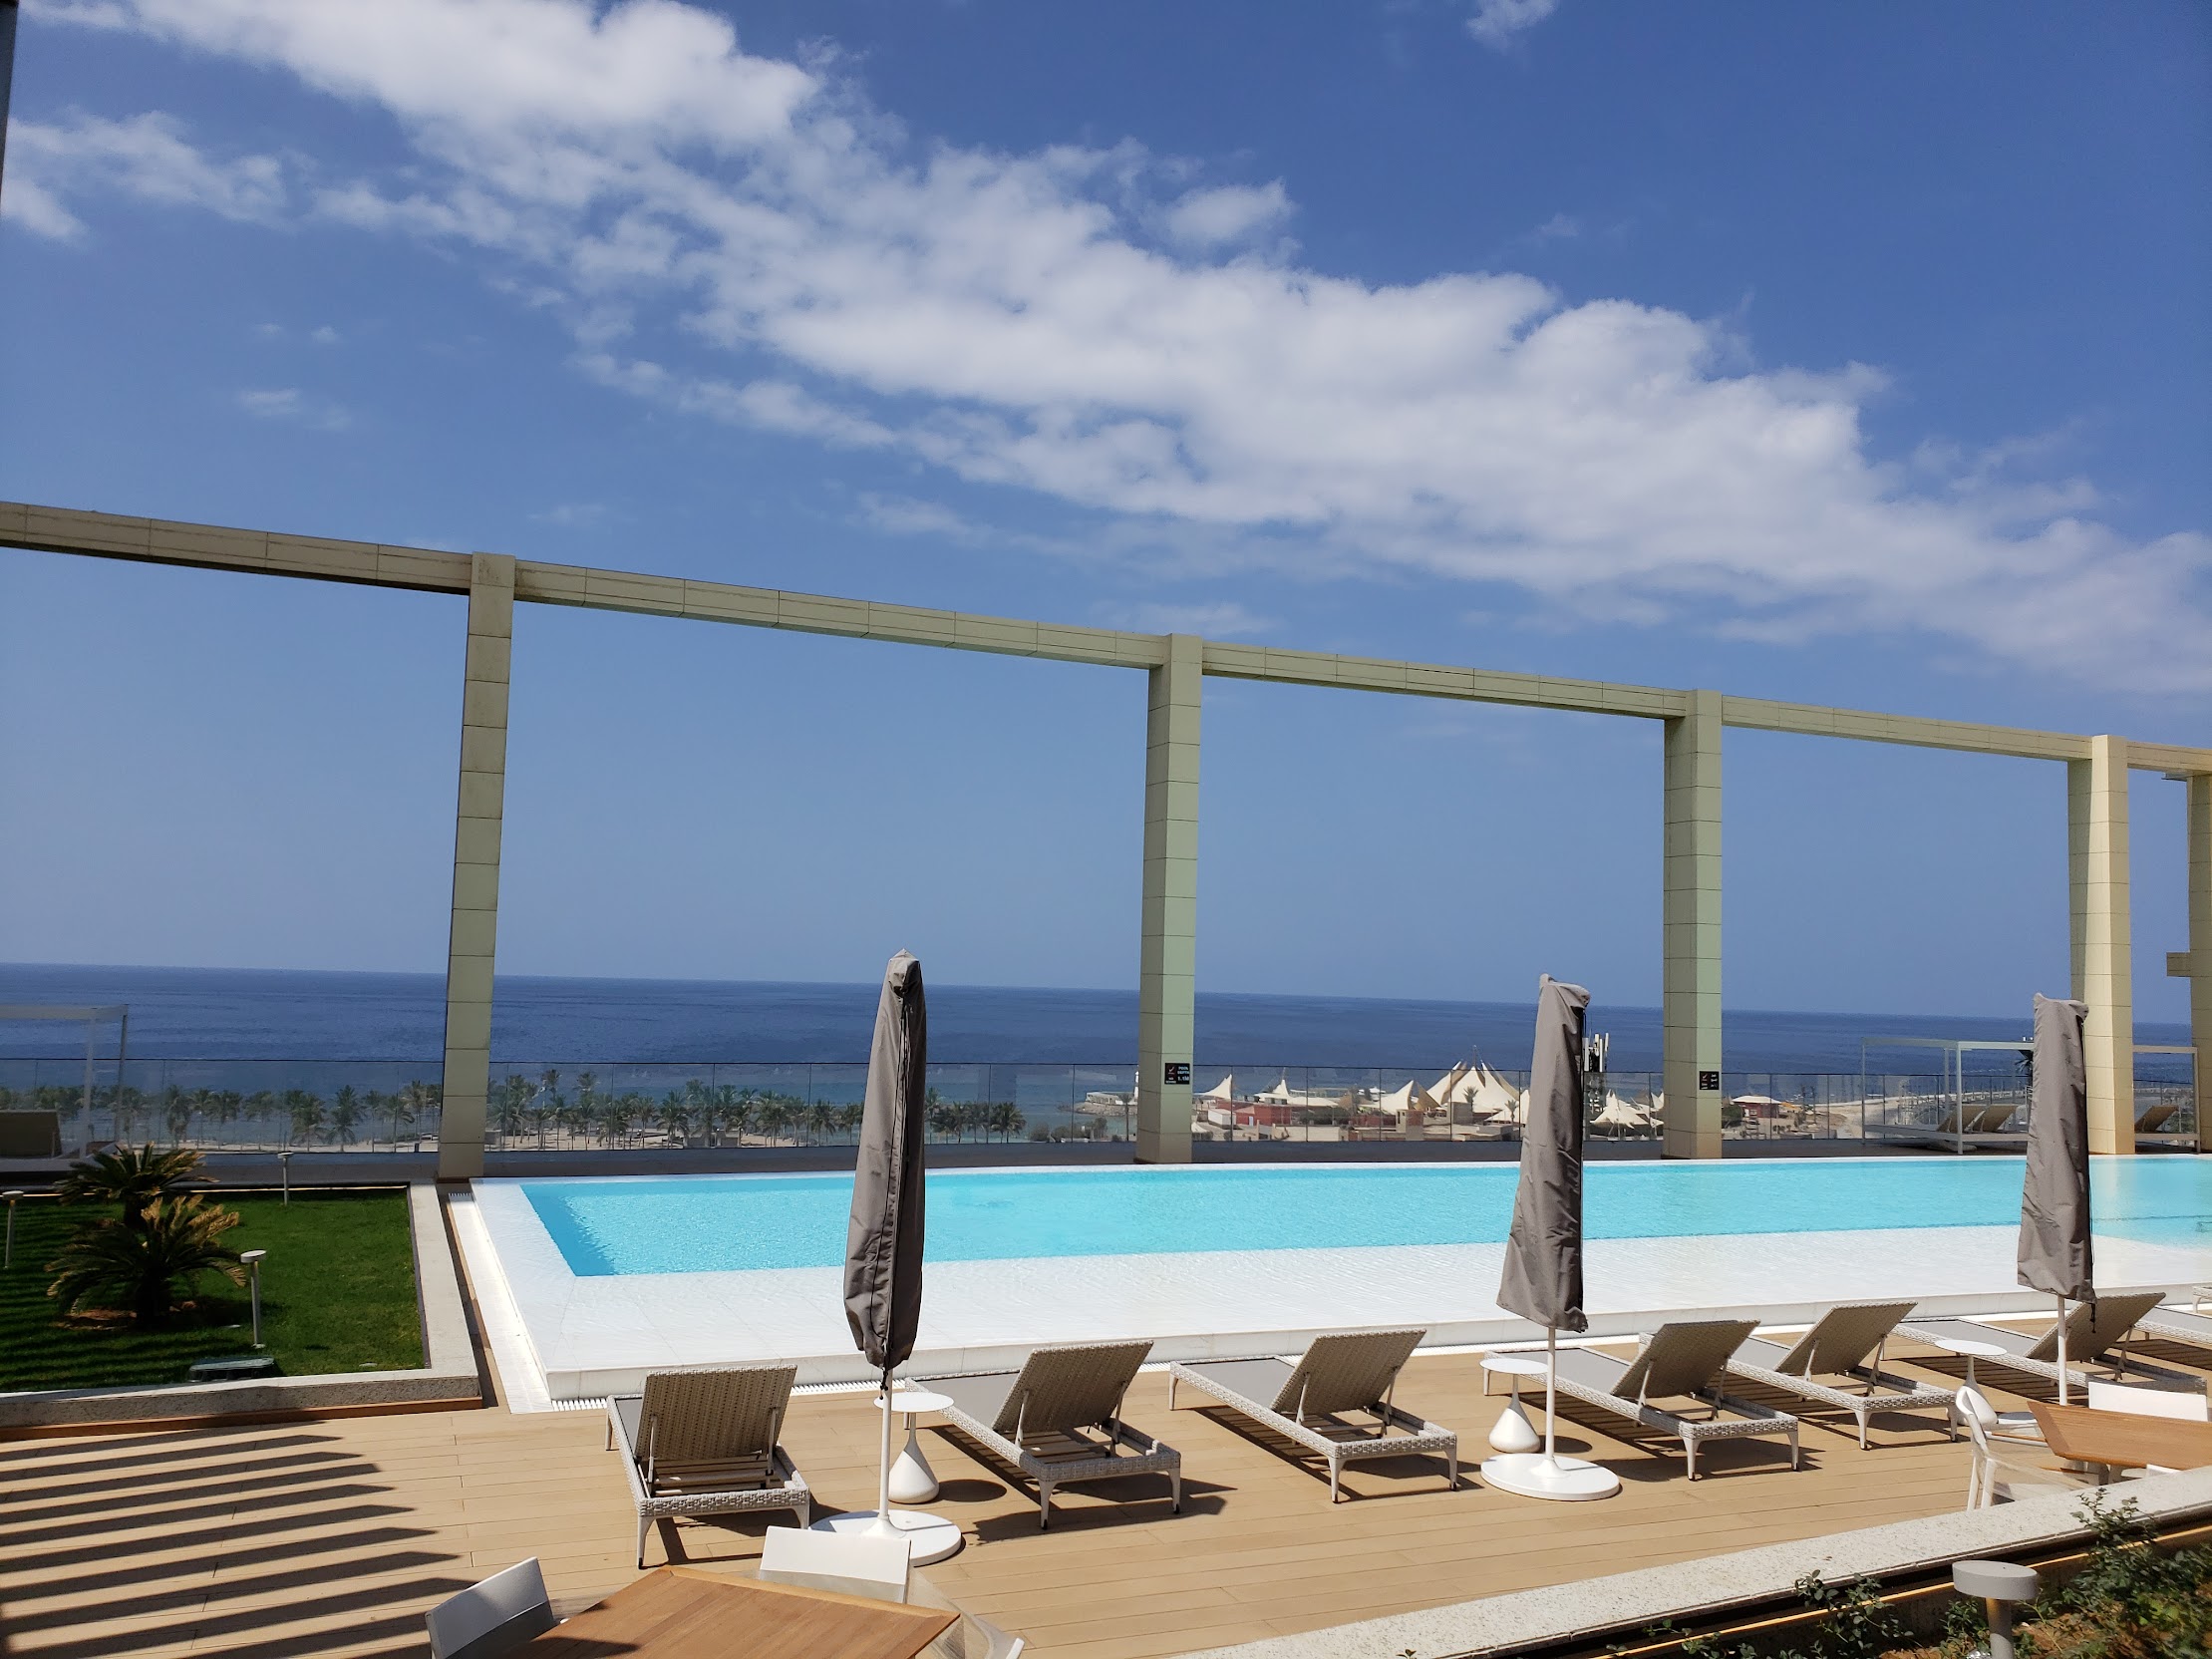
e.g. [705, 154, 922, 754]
[1663, 689, 1724, 1159]
[1136, 633, 1201, 1164]
[2068, 736, 2134, 1155]
[436, 553, 514, 1180]
[2188, 772, 2210, 1155]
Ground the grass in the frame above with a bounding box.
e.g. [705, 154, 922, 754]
[0, 1187, 424, 1392]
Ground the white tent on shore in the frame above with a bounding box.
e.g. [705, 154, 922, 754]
[1200, 1074, 1236, 1103]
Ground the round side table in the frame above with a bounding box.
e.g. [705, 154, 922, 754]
[1479, 1354, 1547, 1455]
[1933, 1337, 2006, 1393]
[880, 1388, 953, 1503]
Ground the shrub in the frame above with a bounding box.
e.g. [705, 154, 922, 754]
[57, 1144, 210, 1224]
[47, 1194, 244, 1327]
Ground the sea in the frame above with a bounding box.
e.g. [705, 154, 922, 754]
[0, 962, 2189, 1079]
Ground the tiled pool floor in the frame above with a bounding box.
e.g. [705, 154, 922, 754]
[458, 1177, 2208, 1405]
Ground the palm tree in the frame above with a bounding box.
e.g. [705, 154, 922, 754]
[161, 1086, 194, 1149]
[755, 1096, 792, 1146]
[330, 1086, 363, 1150]
[58, 1145, 211, 1224]
[491, 1075, 531, 1146]
[281, 1089, 325, 1149]
[989, 1102, 1026, 1142]
[47, 1193, 243, 1327]
[720, 1086, 756, 1147]
[652, 1097, 691, 1147]
[926, 1099, 962, 1142]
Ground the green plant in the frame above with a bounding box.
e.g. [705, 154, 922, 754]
[47, 1194, 244, 1327]
[57, 1144, 210, 1223]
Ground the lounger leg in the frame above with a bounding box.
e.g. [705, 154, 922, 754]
[1167, 1374, 1178, 1410]
[1038, 1481, 1052, 1530]
[1856, 1409, 1868, 1452]
[1684, 1436, 1698, 1480]
[1329, 1459, 1342, 1503]
[1445, 1450, 1459, 1491]
[794, 1494, 811, 1528]
[1789, 1428, 1800, 1471]
[636, 1514, 650, 1570]
[1170, 1471, 1183, 1513]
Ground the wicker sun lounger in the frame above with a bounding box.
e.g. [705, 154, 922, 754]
[1720, 1301, 1956, 1449]
[1897, 1290, 2176, 1395]
[607, 1363, 811, 1567]
[924, 1340, 1182, 1528]
[1545, 1319, 1800, 1479]
[2140, 1301, 2212, 1356]
[1166, 1328, 1458, 1500]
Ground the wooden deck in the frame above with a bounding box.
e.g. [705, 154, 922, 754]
[5, 1335, 2203, 1659]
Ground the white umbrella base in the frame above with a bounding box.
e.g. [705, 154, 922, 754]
[1480, 1453, 1620, 1501]
[811, 1508, 965, 1564]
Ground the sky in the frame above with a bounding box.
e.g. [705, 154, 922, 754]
[0, 0, 2206, 1026]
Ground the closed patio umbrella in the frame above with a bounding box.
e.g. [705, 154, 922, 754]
[2018, 993, 2092, 1405]
[821, 950, 949, 1553]
[1483, 975, 1620, 1501]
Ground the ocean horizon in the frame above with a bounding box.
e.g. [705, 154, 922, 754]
[0, 961, 2188, 1077]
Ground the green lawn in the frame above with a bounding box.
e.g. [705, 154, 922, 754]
[0, 1187, 425, 1392]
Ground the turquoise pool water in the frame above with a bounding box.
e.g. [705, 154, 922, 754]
[519, 1157, 2212, 1278]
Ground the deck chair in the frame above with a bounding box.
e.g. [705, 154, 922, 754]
[1547, 1319, 1800, 1480]
[1166, 1328, 1458, 1500]
[426, 1557, 557, 1659]
[1899, 1291, 2178, 1395]
[1721, 1301, 1956, 1449]
[2140, 1301, 2212, 1357]
[606, 1363, 811, 1567]
[922, 1341, 1181, 1528]
[2134, 1102, 2179, 1135]
[1957, 1391, 2091, 1509]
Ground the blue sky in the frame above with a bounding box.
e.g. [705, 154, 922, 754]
[0, 0, 2205, 1024]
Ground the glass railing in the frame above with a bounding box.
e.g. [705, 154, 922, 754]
[0, 1056, 2190, 1153]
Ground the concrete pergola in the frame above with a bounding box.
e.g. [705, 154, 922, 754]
[7, 498, 2206, 1177]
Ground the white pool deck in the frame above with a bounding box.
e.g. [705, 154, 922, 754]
[454, 1166, 2212, 1409]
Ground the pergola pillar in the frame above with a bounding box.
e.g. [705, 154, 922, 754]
[2187, 772, 2210, 1155]
[1663, 689, 1724, 1159]
[1136, 634, 1201, 1163]
[436, 553, 514, 1180]
[2068, 735, 2133, 1156]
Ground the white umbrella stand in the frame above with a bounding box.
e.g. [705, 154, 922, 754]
[1480, 1325, 1620, 1500]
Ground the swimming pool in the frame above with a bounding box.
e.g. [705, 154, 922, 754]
[520, 1157, 2212, 1278]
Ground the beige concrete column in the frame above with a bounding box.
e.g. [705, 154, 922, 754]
[1663, 689, 1724, 1159]
[436, 553, 514, 1180]
[1136, 633, 1201, 1164]
[2188, 773, 2210, 1155]
[2067, 736, 2133, 1156]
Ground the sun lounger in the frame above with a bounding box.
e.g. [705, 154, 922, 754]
[2134, 1102, 2180, 1135]
[1720, 1300, 1957, 1449]
[1544, 1319, 1800, 1479]
[924, 1340, 1182, 1528]
[1166, 1328, 1457, 1500]
[1898, 1291, 2176, 1396]
[607, 1363, 811, 1566]
[2140, 1301, 2212, 1356]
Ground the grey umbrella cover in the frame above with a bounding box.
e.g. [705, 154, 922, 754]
[2017, 992, 2093, 1304]
[844, 951, 928, 1373]
[1497, 974, 1592, 1334]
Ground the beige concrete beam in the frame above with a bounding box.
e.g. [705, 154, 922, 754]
[0, 499, 471, 592]
[1663, 690, 1725, 1159]
[2189, 773, 2211, 1155]
[2068, 736, 2134, 1156]
[1721, 695, 2091, 764]
[437, 554, 514, 1180]
[1137, 635, 1202, 1164]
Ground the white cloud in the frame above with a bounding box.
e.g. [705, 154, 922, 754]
[1095, 600, 1275, 637]
[1465, 0, 1560, 50]
[29, 0, 2212, 694]
[237, 387, 351, 430]
[1161, 181, 1290, 250]
[7, 112, 287, 230]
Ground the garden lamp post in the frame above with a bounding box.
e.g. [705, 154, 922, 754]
[2, 1190, 22, 1269]
[241, 1248, 267, 1348]
[276, 1149, 291, 1204]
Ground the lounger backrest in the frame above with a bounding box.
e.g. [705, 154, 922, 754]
[1768, 1301, 1913, 1377]
[2135, 1103, 2176, 1133]
[1615, 1320, 1756, 1402]
[2025, 1291, 2163, 1362]
[637, 1363, 796, 1466]
[990, 1340, 1152, 1439]
[1269, 1328, 1424, 1419]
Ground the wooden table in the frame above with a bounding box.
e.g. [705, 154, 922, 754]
[2030, 1403, 2212, 1474]
[521, 1566, 957, 1659]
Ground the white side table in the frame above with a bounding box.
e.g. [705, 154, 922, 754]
[811, 1388, 963, 1566]
[1932, 1337, 2007, 1393]
[1479, 1355, 1547, 1455]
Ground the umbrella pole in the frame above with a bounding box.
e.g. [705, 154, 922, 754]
[2054, 1296, 2067, 1407]
[871, 1363, 899, 1537]
[1542, 1325, 1558, 1468]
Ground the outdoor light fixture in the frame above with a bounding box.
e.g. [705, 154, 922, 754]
[241, 1248, 268, 1348]
[277, 1149, 292, 1205]
[1953, 1559, 2038, 1659]
[2, 1190, 23, 1270]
